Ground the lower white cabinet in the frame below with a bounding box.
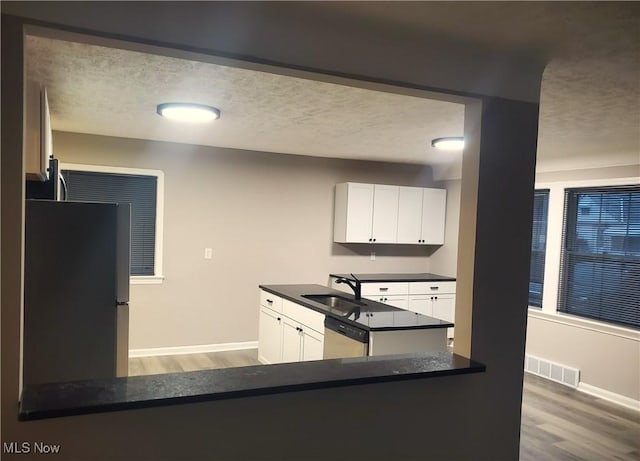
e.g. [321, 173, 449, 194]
[364, 295, 408, 310]
[333, 278, 456, 339]
[408, 294, 455, 337]
[281, 317, 324, 363]
[258, 306, 283, 364]
[258, 290, 324, 364]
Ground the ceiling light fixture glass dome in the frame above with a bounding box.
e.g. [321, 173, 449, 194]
[431, 137, 464, 150]
[157, 103, 221, 123]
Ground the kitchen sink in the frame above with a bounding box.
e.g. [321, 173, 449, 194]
[302, 294, 363, 316]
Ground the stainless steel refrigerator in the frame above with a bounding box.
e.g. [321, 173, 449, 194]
[23, 200, 131, 385]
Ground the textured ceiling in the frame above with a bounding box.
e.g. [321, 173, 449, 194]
[24, 2, 640, 179]
[25, 36, 465, 170]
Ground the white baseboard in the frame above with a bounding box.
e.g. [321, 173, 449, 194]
[577, 382, 640, 411]
[129, 341, 258, 358]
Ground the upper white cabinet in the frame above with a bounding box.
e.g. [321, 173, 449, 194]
[397, 186, 447, 245]
[333, 183, 399, 243]
[371, 184, 399, 243]
[334, 182, 445, 245]
[24, 81, 52, 181]
[420, 188, 447, 245]
[334, 182, 373, 243]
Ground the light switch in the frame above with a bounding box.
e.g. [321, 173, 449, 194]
[204, 248, 213, 260]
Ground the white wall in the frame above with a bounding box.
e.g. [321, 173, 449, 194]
[54, 131, 439, 350]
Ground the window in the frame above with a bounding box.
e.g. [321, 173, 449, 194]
[529, 190, 549, 307]
[558, 185, 640, 328]
[61, 165, 163, 279]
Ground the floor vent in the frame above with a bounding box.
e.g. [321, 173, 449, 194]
[525, 354, 580, 388]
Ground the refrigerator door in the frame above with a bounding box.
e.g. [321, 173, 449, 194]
[23, 200, 127, 385]
[116, 303, 129, 377]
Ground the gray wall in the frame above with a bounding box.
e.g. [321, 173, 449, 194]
[440, 165, 640, 401]
[54, 131, 438, 350]
[2, 5, 543, 460]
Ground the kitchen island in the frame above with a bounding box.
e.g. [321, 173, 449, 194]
[258, 284, 453, 364]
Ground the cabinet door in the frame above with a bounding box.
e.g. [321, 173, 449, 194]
[25, 81, 49, 181]
[371, 185, 399, 243]
[431, 294, 455, 339]
[421, 188, 447, 244]
[383, 295, 408, 309]
[408, 295, 432, 316]
[345, 183, 374, 242]
[258, 307, 283, 364]
[281, 318, 302, 363]
[301, 328, 324, 361]
[397, 186, 423, 244]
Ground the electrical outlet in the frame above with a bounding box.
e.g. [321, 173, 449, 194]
[370, 252, 376, 261]
[204, 248, 213, 259]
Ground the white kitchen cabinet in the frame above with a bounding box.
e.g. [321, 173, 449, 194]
[397, 186, 447, 244]
[258, 290, 325, 364]
[365, 295, 408, 310]
[334, 182, 399, 243]
[334, 182, 374, 243]
[334, 182, 445, 245]
[421, 188, 447, 245]
[258, 306, 283, 364]
[432, 294, 455, 327]
[281, 316, 324, 363]
[371, 184, 399, 243]
[25, 81, 52, 181]
[408, 295, 432, 316]
[335, 279, 456, 339]
[407, 281, 456, 338]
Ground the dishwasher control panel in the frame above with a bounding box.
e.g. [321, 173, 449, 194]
[324, 316, 369, 343]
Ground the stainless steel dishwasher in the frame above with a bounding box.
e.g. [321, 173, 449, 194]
[323, 316, 369, 359]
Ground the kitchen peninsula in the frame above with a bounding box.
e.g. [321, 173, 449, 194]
[258, 284, 453, 364]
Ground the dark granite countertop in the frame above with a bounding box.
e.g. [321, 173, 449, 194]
[330, 273, 456, 282]
[19, 352, 485, 421]
[259, 284, 453, 331]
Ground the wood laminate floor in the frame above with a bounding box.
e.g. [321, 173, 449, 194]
[520, 373, 640, 461]
[129, 351, 639, 461]
[128, 349, 261, 376]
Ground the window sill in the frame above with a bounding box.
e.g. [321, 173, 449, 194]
[18, 352, 485, 421]
[527, 308, 640, 341]
[130, 275, 164, 285]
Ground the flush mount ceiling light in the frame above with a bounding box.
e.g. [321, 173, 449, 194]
[431, 137, 464, 150]
[156, 103, 221, 123]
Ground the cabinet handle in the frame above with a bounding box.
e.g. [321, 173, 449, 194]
[368, 238, 372, 242]
[277, 317, 281, 321]
[266, 299, 273, 304]
[373, 238, 377, 242]
[379, 287, 389, 291]
[430, 287, 439, 290]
